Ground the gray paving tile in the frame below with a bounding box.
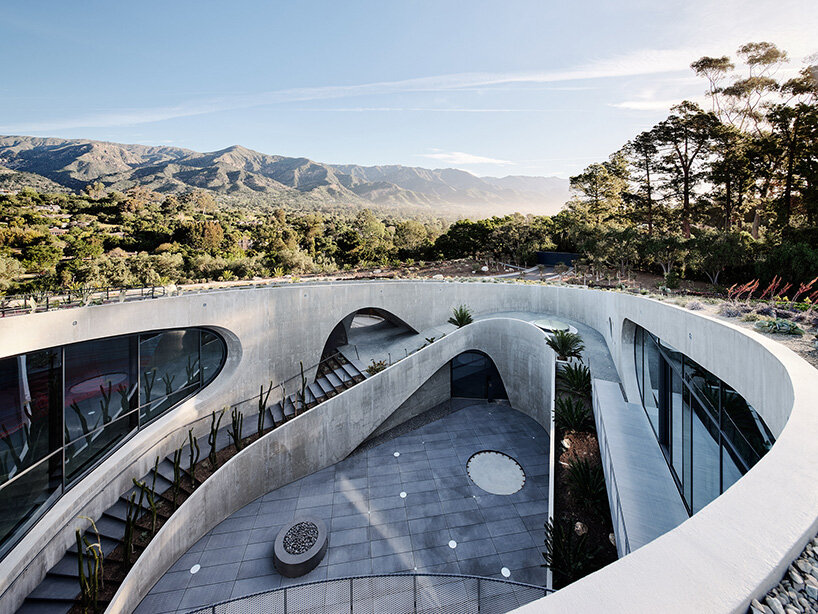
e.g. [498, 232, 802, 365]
[199, 545, 247, 568]
[177, 582, 235, 610]
[370, 535, 413, 557]
[369, 520, 410, 540]
[236, 556, 276, 580]
[485, 518, 528, 538]
[331, 513, 370, 531]
[369, 507, 406, 525]
[371, 551, 415, 573]
[449, 523, 489, 543]
[151, 570, 191, 594]
[409, 528, 452, 551]
[457, 553, 503, 577]
[491, 531, 536, 554]
[441, 497, 478, 514]
[328, 541, 370, 565]
[328, 558, 372, 578]
[242, 541, 274, 561]
[187, 562, 240, 588]
[332, 527, 369, 546]
[134, 589, 185, 614]
[405, 501, 443, 520]
[408, 514, 447, 535]
[412, 544, 458, 567]
[452, 537, 497, 561]
[499, 546, 543, 569]
[445, 509, 485, 529]
[231, 574, 282, 599]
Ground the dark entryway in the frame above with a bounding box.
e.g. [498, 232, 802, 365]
[451, 351, 508, 400]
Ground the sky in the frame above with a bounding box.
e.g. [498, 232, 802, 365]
[0, 0, 816, 178]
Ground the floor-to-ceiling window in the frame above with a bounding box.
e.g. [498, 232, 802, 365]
[0, 327, 226, 558]
[634, 326, 774, 515]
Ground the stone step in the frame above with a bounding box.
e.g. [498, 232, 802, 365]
[16, 597, 75, 614]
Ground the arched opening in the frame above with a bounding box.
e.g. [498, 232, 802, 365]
[319, 308, 417, 363]
[451, 351, 508, 400]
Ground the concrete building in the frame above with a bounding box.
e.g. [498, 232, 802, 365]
[0, 280, 816, 613]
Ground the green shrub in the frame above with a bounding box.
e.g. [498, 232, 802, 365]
[754, 318, 804, 336]
[366, 359, 388, 375]
[566, 458, 607, 514]
[554, 397, 593, 432]
[546, 330, 585, 362]
[542, 519, 601, 587]
[559, 363, 592, 396]
[448, 304, 473, 327]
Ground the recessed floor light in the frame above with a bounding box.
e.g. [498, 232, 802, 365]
[190, 564, 200, 574]
[400, 491, 407, 498]
[448, 540, 457, 549]
[501, 567, 511, 578]
[394, 452, 400, 457]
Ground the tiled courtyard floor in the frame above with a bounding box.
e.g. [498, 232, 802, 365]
[138, 401, 550, 614]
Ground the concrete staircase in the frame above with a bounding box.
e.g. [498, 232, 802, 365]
[15, 357, 369, 613]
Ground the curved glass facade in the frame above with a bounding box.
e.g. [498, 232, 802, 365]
[0, 328, 226, 556]
[633, 325, 774, 514]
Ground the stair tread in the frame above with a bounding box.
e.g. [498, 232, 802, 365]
[333, 366, 352, 384]
[307, 383, 326, 401]
[17, 598, 75, 614]
[27, 575, 80, 600]
[339, 362, 360, 379]
[325, 372, 343, 388]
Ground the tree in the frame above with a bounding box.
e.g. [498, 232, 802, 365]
[568, 152, 629, 225]
[0, 255, 23, 291]
[21, 236, 63, 274]
[642, 233, 688, 276]
[624, 131, 661, 234]
[691, 229, 754, 285]
[655, 101, 719, 237]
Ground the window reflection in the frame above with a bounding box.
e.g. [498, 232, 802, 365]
[0, 327, 225, 557]
[633, 324, 774, 515]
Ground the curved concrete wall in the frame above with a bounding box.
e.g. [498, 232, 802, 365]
[105, 317, 553, 614]
[0, 281, 815, 614]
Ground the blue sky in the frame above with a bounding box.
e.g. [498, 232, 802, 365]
[1, 0, 815, 178]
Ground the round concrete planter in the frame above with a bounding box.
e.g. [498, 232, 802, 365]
[273, 517, 328, 578]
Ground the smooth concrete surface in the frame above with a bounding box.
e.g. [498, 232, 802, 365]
[366, 363, 451, 440]
[104, 317, 553, 614]
[136, 402, 549, 614]
[593, 379, 688, 557]
[0, 281, 816, 614]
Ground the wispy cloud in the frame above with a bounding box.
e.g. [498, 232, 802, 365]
[418, 150, 514, 166]
[0, 47, 702, 133]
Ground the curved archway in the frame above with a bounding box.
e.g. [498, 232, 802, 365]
[451, 350, 508, 400]
[319, 307, 419, 362]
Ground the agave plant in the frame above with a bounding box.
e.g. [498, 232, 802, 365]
[542, 518, 601, 587]
[546, 330, 585, 362]
[448, 304, 474, 328]
[566, 458, 607, 514]
[560, 363, 592, 396]
[554, 397, 593, 432]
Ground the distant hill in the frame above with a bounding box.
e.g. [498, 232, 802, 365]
[0, 135, 569, 216]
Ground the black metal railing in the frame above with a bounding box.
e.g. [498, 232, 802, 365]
[187, 573, 552, 614]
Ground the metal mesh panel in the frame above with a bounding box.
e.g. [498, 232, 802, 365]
[416, 575, 477, 614]
[183, 573, 551, 614]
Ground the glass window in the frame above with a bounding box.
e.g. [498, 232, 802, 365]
[201, 330, 225, 386]
[690, 392, 720, 513]
[0, 349, 61, 547]
[64, 336, 138, 482]
[0, 327, 225, 557]
[139, 330, 201, 423]
[643, 334, 661, 435]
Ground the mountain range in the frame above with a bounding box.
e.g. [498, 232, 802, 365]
[0, 135, 569, 216]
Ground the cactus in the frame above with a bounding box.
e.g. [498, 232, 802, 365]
[186, 355, 199, 386]
[132, 456, 160, 535]
[123, 493, 137, 570]
[98, 382, 113, 424]
[76, 518, 104, 613]
[208, 408, 225, 469]
[299, 361, 307, 414]
[187, 428, 200, 489]
[172, 445, 183, 510]
[162, 373, 176, 396]
[143, 369, 157, 403]
[117, 386, 129, 414]
[229, 407, 244, 451]
[258, 382, 272, 437]
[69, 401, 94, 446]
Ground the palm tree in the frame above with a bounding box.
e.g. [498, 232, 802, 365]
[448, 305, 473, 327]
[546, 330, 585, 361]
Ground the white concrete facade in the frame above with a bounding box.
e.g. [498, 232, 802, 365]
[0, 281, 815, 614]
